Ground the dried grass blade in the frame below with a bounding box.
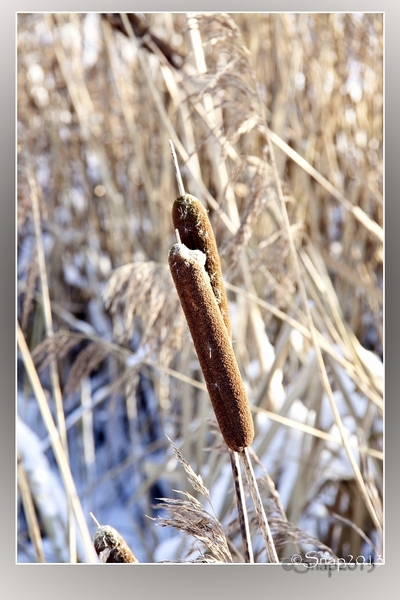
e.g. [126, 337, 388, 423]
[166, 436, 211, 501]
[264, 119, 383, 537]
[17, 454, 46, 563]
[268, 128, 383, 242]
[119, 12, 236, 235]
[17, 323, 97, 563]
[28, 168, 76, 562]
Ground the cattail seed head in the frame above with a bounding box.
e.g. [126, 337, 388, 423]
[168, 243, 254, 451]
[93, 525, 139, 563]
[172, 194, 232, 338]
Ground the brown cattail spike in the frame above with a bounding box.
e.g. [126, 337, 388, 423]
[93, 524, 139, 563]
[168, 243, 254, 452]
[172, 194, 232, 339]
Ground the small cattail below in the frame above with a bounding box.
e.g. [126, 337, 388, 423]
[93, 524, 138, 563]
[172, 194, 232, 339]
[168, 242, 254, 452]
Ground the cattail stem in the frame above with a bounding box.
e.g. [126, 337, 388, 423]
[229, 450, 253, 563]
[168, 139, 185, 196]
[90, 512, 101, 528]
[240, 448, 278, 563]
[174, 228, 181, 244]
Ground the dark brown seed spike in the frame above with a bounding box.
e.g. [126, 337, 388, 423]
[168, 243, 254, 452]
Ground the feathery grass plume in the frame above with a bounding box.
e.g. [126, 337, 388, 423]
[152, 491, 232, 563]
[32, 331, 88, 372]
[64, 342, 108, 397]
[168, 242, 254, 451]
[266, 518, 338, 561]
[166, 435, 211, 500]
[103, 261, 185, 365]
[92, 521, 139, 563]
[172, 194, 232, 338]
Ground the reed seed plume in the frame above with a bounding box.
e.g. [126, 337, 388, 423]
[64, 342, 108, 397]
[103, 260, 185, 364]
[166, 435, 211, 500]
[152, 490, 233, 563]
[32, 331, 87, 372]
[172, 194, 232, 338]
[168, 242, 254, 451]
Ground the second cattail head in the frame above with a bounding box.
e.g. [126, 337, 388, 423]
[93, 524, 139, 563]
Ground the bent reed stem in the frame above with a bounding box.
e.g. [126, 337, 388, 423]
[230, 449, 254, 563]
[240, 448, 278, 563]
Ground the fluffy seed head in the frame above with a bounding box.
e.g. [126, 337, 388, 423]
[172, 194, 232, 338]
[168, 243, 254, 451]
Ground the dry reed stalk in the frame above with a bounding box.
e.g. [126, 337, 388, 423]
[247, 447, 288, 522]
[43, 13, 131, 266]
[17, 453, 46, 563]
[251, 403, 383, 462]
[27, 169, 77, 562]
[267, 129, 383, 243]
[229, 449, 253, 563]
[17, 323, 97, 563]
[331, 511, 379, 557]
[119, 13, 236, 236]
[263, 101, 383, 538]
[240, 448, 278, 563]
[20, 250, 38, 334]
[187, 13, 241, 228]
[183, 14, 279, 379]
[225, 281, 382, 411]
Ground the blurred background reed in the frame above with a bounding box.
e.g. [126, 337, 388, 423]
[17, 12, 383, 563]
